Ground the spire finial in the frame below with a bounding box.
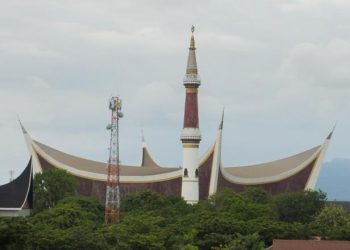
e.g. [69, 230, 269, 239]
[219, 107, 225, 130]
[326, 121, 338, 140]
[141, 129, 148, 149]
[141, 129, 146, 144]
[17, 115, 27, 134]
[189, 26, 196, 49]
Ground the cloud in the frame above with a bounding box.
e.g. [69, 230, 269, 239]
[201, 33, 264, 53]
[27, 76, 50, 89]
[0, 41, 60, 57]
[281, 39, 350, 89]
[0, 0, 349, 186]
[279, 0, 350, 11]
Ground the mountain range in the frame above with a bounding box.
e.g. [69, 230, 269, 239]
[316, 158, 350, 201]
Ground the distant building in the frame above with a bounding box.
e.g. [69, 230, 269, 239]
[0, 158, 33, 217]
[19, 29, 332, 203]
[267, 239, 350, 250]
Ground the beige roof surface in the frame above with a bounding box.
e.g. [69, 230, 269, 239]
[34, 140, 179, 176]
[224, 145, 321, 178]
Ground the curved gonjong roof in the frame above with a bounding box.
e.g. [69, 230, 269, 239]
[198, 119, 332, 191]
[0, 158, 33, 210]
[21, 119, 331, 187]
[19, 121, 182, 183]
[140, 137, 161, 168]
[220, 144, 325, 186]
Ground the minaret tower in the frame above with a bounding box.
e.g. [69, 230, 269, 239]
[181, 26, 201, 203]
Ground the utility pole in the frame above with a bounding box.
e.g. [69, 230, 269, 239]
[104, 96, 123, 224]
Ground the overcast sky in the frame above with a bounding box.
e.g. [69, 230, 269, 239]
[1, 0, 349, 184]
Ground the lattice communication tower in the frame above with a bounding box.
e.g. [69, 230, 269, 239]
[105, 96, 123, 224]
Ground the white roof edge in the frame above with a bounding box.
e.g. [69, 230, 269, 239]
[20, 158, 33, 209]
[305, 139, 331, 189]
[0, 208, 22, 211]
[199, 140, 216, 166]
[208, 128, 223, 196]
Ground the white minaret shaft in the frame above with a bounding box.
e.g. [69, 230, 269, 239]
[181, 26, 201, 203]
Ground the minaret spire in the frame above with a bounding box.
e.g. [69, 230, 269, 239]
[186, 25, 198, 75]
[185, 26, 200, 82]
[181, 26, 201, 204]
[181, 26, 201, 133]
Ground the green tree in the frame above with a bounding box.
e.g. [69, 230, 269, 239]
[0, 217, 32, 250]
[112, 191, 195, 249]
[33, 168, 77, 212]
[204, 188, 274, 221]
[249, 219, 309, 246]
[241, 187, 272, 204]
[330, 224, 350, 240]
[113, 212, 167, 250]
[193, 211, 247, 249]
[222, 233, 265, 250]
[120, 191, 170, 212]
[59, 195, 104, 223]
[310, 204, 350, 238]
[273, 190, 326, 223]
[206, 188, 242, 211]
[27, 196, 109, 249]
[0, 188, 341, 249]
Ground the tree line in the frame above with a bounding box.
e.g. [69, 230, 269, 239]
[0, 168, 349, 249]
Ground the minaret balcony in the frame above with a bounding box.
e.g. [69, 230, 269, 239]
[183, 74, 201, 86]
[181, 127, 202, 141]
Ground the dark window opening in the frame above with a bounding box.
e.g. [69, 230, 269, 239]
[184, 168, 188, 177]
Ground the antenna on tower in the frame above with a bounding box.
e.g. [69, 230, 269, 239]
[105, 96, 123, 224]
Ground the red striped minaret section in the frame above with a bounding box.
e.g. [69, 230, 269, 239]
[181, 26, 201, 203]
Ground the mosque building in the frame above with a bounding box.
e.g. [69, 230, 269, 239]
[0, 28, 333, 214]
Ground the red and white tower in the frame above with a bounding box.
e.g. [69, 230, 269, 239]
[105, 96, 123, 224]
[181, 26, 201, 203]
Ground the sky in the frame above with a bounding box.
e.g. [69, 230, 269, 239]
[0, 0, 350, 184]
